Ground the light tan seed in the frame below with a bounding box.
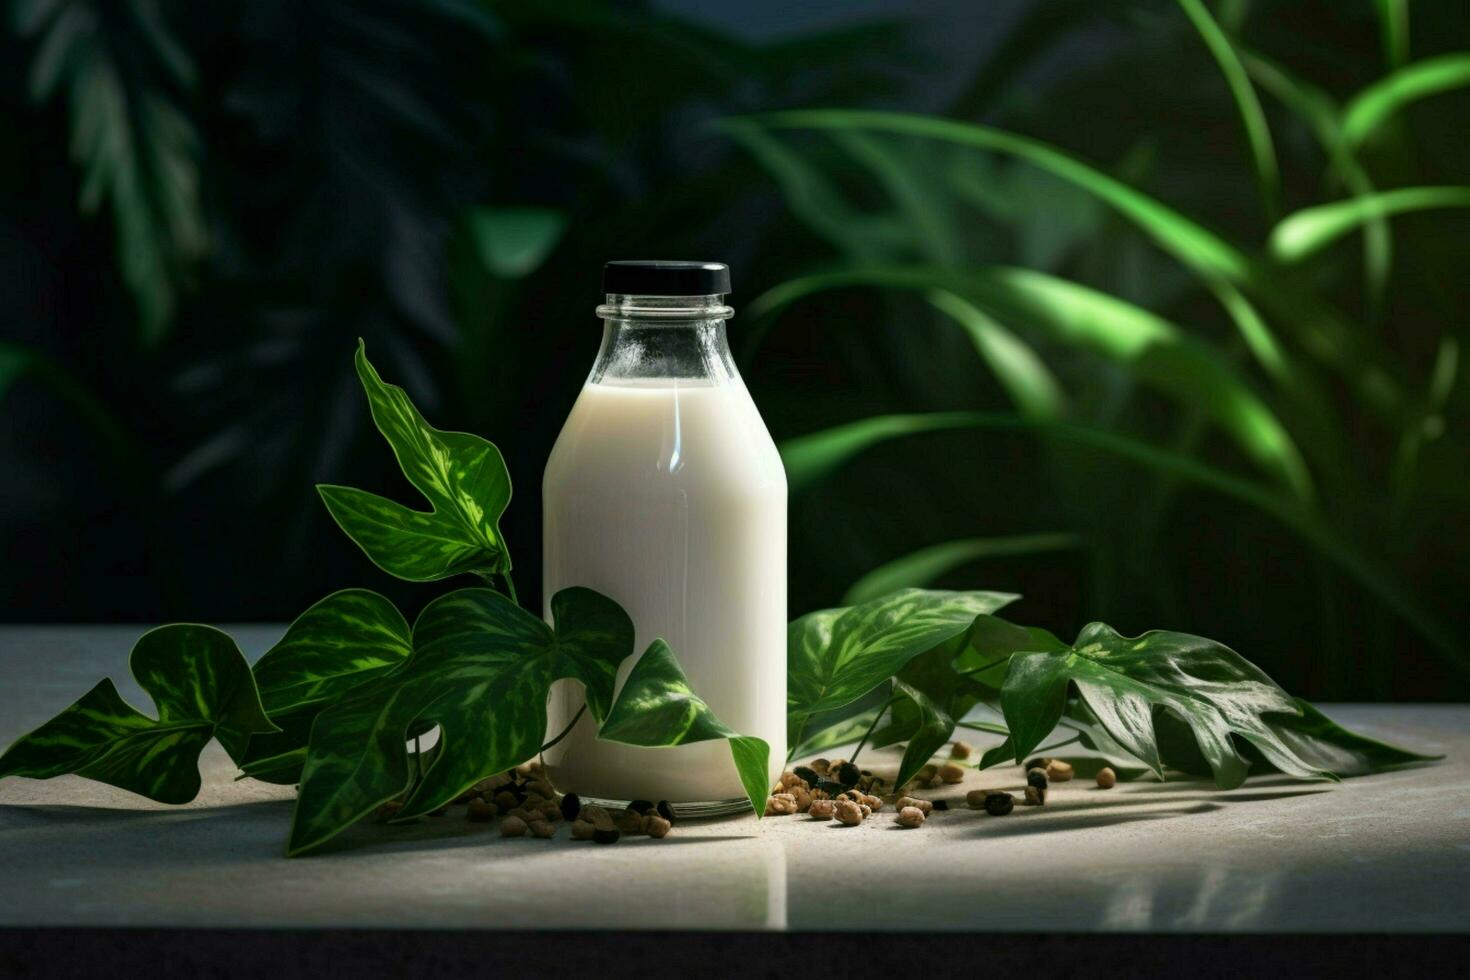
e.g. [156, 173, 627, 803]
[966, 789, 989, 810]
[645, 815, 672, 838]
[898, 796, 933, 814]
[1096, 766, 1117, 789]
[938, 763, 966, 784]
[528, 819, 555, 839]
[834, 799, 865, 826]
[808, 799, 836, 820]
[950, 740, 972, 760]
[896, 806, 925, 828]
[500, 815, 528, 837]
[1045, 759, 1074, 782]
[570, 819, 596, 840]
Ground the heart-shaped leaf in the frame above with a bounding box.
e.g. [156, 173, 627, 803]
[787, 588, 1017, 747]
[0, 625, 275, 803]
[287, 587, 632, 855]
[318, 341, 512, 583]
[598, 639, 771, 816]
[232, 589, 413, 784]
[1001, 622, 1334, 789]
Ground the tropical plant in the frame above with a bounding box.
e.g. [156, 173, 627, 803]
[727, 0, 1470, 703]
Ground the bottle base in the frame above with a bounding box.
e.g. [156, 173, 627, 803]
[577, 794, 753, 819]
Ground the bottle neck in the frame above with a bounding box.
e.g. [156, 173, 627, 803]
[589, 293, 739, 386]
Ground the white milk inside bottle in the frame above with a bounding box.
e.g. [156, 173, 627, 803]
[541, 261, 787, 809]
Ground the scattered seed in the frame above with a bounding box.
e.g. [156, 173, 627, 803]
[1096, 766, 1117, 789]
[765, 792, 799, 816]
[896, 806, 925, 828]
[950, 741, 972, 760]
[500, 815, 528, 837]
[897, 796, 933, 814]
[656, 800, 676, 825]
[836, 762, 861, 787]
[1027, 768, 1049, 791]
[494, 790, 519, 810]
[528, 819, 555, 839]
[834, 798, 865, 826]
[1045, 759, 1074, 783]
[965, 789, 988, 810]
[582, 805, 615, 830]
[613, 810, 646, 834]
[816, 779, 848, 796]
[793, 765, 821, 785]
[570, 819, 596, 840]
[560, 792, 582, 822]
[932, 799, 949, 811]
[627, 799, 654, 815]
[467, 798, 498, 822]
[859, 803, 872, 818]
[1024, 757, 1049, 771]
[810, 758, 831, 775]
[645, 815, 672, 838]
[808, 799, 836, 820]
[984, 791, 1014, 816]
[1024, 785, 1046, 806]
[860, 793, 883, 812]
[592, 827, 620, 845]
[938, 763, 965, 784]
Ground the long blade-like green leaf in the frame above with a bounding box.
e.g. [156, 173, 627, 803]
[926, 289, 1065, 420]
[760, 265, 1314, 499]
[843, 533, 1080, 605]
[1176, 0, 1279, 217]
[730, 110, 1410, 421]
[1271, 187, 1470, 262]
[1342, 53, 1470, 147]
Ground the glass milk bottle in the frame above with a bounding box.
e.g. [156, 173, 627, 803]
[542, 261, 787, 811]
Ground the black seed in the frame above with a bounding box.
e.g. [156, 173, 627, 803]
[1024, 757, 1048, 772]
[932, 799, 949, 811]
[656, 800, 676, 825]
[1027, 768, 1049, 790]
[816, 778, 847, 796]
[560, 792, 581, 822]
[593, 827, 621, 844]
[793, 766, 821, 785]
[860, 769, 872, 777]
[836, 762, 861, 787]
[984, 791, 1014, 816]
[627, 799, 654, 815]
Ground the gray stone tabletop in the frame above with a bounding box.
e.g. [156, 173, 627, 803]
[1, 626, 1466, 933]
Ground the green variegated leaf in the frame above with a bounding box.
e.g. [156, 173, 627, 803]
[1250, 700, 1440, 776]
[786, 589, 1017, 747]
[253, 589, 413, 716]
[1001, 623, 1337, 789]
[287, 587, 632, 856]
[231, 589, 413, 785]
[319, 341, 513, 584]
[598, 639, 771, 816]
[0, 625, 276, 803]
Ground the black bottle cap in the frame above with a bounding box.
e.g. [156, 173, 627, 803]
[603, 260, 731, 296]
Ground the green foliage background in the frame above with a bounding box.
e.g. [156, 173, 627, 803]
[2, 0, 1467, 701]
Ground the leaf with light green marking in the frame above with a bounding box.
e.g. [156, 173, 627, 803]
[1271, 187, 1470, 262]
[1000, 623, 1342, 789]
[598, 639, 771, 816]
[786, 588, 1017, 747]
[287, 587, 632, 855]
[232, 589, 413, 785]
[0, 625, 276, 803]
[318, 341, 512, 583]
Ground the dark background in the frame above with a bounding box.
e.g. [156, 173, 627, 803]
[2, 1, 1467, 700]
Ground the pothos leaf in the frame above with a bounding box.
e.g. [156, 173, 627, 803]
[787, 589, 1017, 746]
[287, 587, 631, 856]
[318, 341, 513, 583]
[1001, 623, 1336, 789]
[232, 589, 413, 785]
[0, 625, 275, 803]
[598, 640, 771, 817]
[1249, 699, 1441, 777]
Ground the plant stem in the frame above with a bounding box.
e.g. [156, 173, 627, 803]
[413, 735, 425, 782]
[957, 720, 1010, 736]
[849, 695, 896, 765]
[956, 659, 1008, 680]
[539, 704, 585, 754]
[501, 572, 520, 606]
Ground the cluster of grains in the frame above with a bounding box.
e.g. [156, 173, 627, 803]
[763, 762, 888, 826]
[381, 760, 678, 845]
[567, 798, 676, 844]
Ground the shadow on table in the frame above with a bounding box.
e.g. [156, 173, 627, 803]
[950, 785, 1329, 839]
